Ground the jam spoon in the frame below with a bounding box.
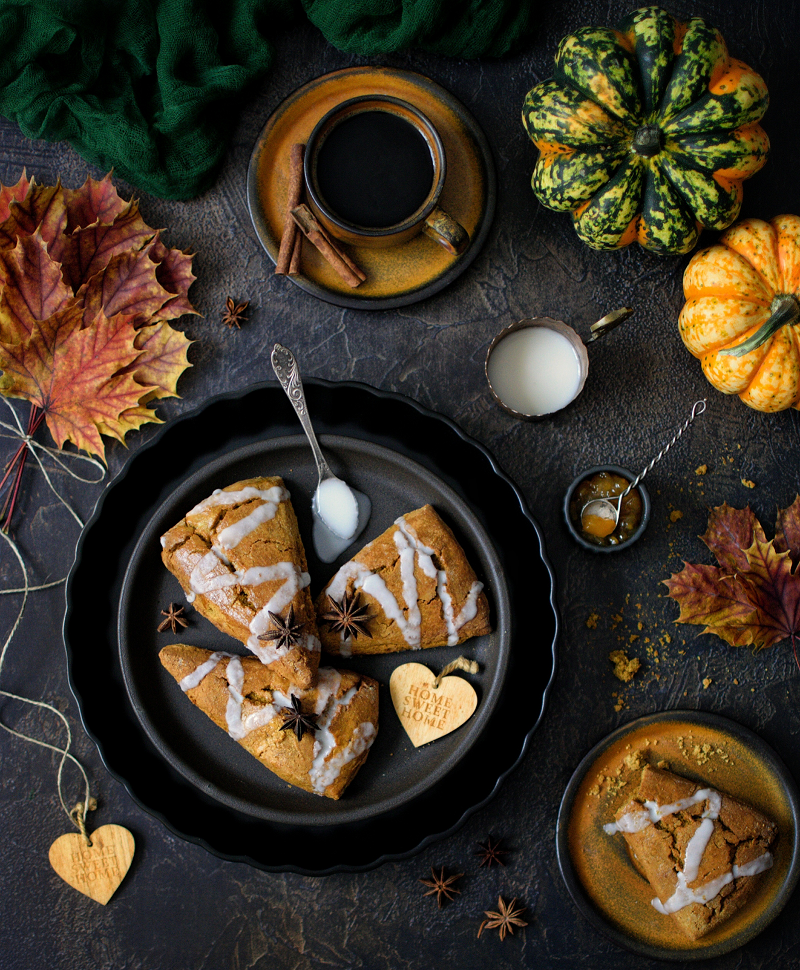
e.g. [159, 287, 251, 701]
[271, 343, 371, 562]
[580, 400, 707, 537]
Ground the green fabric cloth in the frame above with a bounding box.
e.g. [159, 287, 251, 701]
[0, 0, 534, 200]
[0, 0, 293, 199]
[304, 0, 535, 59]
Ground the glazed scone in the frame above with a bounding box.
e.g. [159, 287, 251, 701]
[159, 644, 378, 799]
[315, 505, 491, 655]
[605, 766, 777, 940]
[161, 476, 319, 688]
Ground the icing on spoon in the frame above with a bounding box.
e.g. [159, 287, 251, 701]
[271, 343, 371, 562]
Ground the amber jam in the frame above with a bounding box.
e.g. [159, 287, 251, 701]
[569, 471, 643, 547]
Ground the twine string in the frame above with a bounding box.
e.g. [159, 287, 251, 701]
[0, 399, 106, 835]
[0, 530, 92, 833]
[432, 656, 480, 689]
[70, 798, 97, 847]
[0, 399, 105, 529]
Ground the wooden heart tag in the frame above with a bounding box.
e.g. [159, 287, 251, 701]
[390, 661, 478, 747]
[49, 824, 135, 905]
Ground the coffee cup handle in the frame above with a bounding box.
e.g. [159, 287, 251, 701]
[422, 207, 469, 255]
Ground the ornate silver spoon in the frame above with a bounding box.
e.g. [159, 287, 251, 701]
[271, 343, 371, 562]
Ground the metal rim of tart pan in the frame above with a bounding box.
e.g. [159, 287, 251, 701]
[556, 709, 800, 961]
[64, 378, 558, 874]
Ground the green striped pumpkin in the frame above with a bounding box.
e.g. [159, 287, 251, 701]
[522, 7, 769, 254]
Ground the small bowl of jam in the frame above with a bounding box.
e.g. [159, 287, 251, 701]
[564, 465, 650, 552]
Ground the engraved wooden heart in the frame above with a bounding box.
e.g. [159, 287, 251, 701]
[390, 662, 478, 747]
[49, 824, 135, 905]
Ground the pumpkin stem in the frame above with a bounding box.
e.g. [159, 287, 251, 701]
[719, 294, 800, 358]
[631, 125, 662, 158]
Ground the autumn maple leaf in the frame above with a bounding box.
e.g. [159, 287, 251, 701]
[0, 309, 154, 458]
[0, 171, 196, 529]
[664, 500, 800, 666]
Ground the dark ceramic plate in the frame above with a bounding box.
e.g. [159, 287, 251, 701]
[557, 710, 800, 960]
[247, 66, 495, 310]
[65, 381, 557, 873]
[118, 434, 510, 827]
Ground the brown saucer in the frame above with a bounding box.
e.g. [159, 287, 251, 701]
[246, 66, 495, 310]
[557, 711, 799, 960]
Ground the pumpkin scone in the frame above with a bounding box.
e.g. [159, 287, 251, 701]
[605, 765, 777, 940]
[161, 476, 319, 688]
[316, 505, 490, 656]
[159, 644, 379, 799]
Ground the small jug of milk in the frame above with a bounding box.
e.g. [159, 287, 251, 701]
[484, 310, 632, 419]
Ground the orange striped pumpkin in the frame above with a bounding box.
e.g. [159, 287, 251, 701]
[679, 216, 800, 411]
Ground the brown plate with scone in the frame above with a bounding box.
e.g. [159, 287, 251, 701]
[557, 710, 800, 959]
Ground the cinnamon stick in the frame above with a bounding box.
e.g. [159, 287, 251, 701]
[317, 224, 366, 282]
[290, 204, 364, 288]
[275, 143, 305, 275]
[288, 229, 302, 276]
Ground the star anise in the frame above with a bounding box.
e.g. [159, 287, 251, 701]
[475, 836, 508, 868]
[221, 296, 249, 329]
[419, 867, 463, 908]
[477, 896, 528, 940]
[157, 603, 189, 633]
[258, 605, 304, 650]
[321, 591, 373, 640]
[279, 693, 318, 741]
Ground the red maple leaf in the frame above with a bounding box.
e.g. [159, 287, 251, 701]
[664, 501, 800, 668]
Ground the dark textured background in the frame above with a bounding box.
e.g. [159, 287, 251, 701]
[2, 2, 800, 967]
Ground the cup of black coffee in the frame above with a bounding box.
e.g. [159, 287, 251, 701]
[304, 95, 469, 254]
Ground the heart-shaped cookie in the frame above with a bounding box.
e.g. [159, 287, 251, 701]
[49, 824, 134, 905]
[390, 662, 478, 747]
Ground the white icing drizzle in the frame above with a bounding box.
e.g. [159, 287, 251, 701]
[307, 668, 363, 794]
[453, 582, 483, 637]
[325, 560, 405, 657]
[186, 545, 312, 663]
[325, 514, 483, 652]
[652, 854, 773, 915]
[244, 563, 312, 659]
[179, 651, 228, 691]
[395, 517, 438, 578]
[238, 687, 293, 737]
[171, 483, 292, 612]
[393, 522, 425, 647]
[683, 792, 722, 883]
[603, 788, 719, 835]
[312, 722, 376, 793]
[437, 571, 457, 643]
[175, 658, 373, 792]
[224, 656, 246, 739]
[605, 786, 774, 915]
[188, 485, 289, 516]
[217, 488, 288, 550]
[239, 701, 280, 734]
[179, 651, 294, 739]
[189, 546, 235, 594]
